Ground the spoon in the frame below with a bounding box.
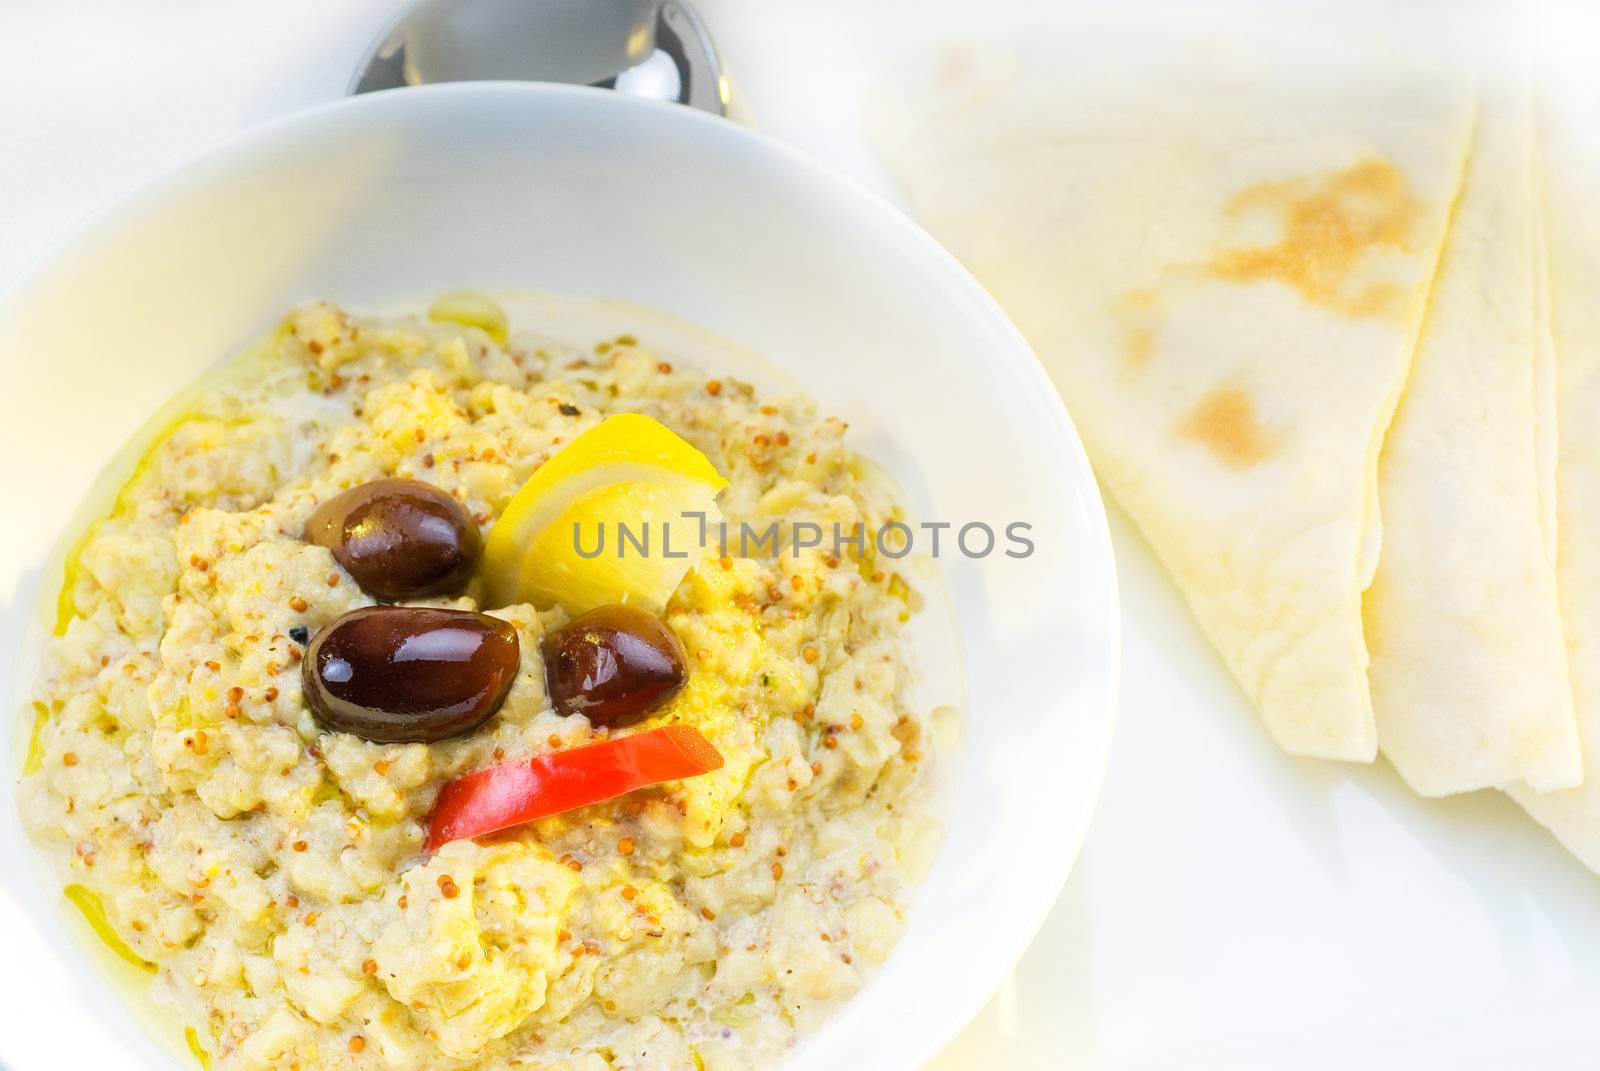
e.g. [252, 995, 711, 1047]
[350, 0, 726, 115]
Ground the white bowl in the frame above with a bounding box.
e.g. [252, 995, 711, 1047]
[0, 84, 1117, 1070]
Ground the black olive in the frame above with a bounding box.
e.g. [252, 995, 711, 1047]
[288, 626, 309, 646]
[541, 604, 689, 729]
[305, 478, 482, 601]
[303, 607, 519, 743]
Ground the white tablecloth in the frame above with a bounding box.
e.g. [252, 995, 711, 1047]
[7, 3, 1600, 1069]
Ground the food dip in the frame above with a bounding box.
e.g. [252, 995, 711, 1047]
[19, 297, 951, 1071]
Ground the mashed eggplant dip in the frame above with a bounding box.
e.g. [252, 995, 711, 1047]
[19, 295, 950, 1071]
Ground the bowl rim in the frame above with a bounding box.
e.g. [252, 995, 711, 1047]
[0, 81, 1121, 1070]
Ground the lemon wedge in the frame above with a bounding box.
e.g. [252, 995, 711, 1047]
[483, 413, 728, 613]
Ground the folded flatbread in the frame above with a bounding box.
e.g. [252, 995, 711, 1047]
[1366, 73, 1581, 796]
[872, 30, 1474, 760]
[1508, 86, 1600, 866]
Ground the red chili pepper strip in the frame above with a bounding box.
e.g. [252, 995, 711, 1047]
[425, 724, 723, 850]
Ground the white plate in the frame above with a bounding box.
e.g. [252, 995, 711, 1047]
[0, 84, 1118, 1071]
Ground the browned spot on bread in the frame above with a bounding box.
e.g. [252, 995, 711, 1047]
[1207, 158, 1420, 318]
[1116, 289, 1162, 369]
[1123, 326, 1156, 368]
[1120, 288, 1158, 311]
[1340, 281, 1406, 319]
[1178, 387, 1274, 468]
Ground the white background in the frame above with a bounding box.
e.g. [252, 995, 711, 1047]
[6, 2, 1600, 1068]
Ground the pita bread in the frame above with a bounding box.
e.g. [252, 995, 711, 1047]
[873, 31, 1474, 760]
[1366, 74, 1581, 796]
[1508, 86, 1600, 866]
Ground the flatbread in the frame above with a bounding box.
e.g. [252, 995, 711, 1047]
[872, 30, 1474, 760]
[1366, 73, 1581, 796]
[1508, 84, 1600, 867]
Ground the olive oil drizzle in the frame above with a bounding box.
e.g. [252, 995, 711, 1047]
[184, 1026, 212, 1069]
[63, 884, 157, 975]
